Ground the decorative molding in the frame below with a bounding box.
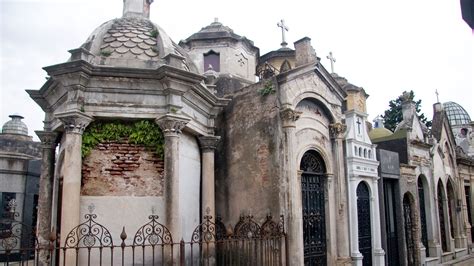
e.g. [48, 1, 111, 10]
[329, 122, 347, 139]
[35, 131, 59, 149]
[198, 135, 220, 152]
[56, 111, 93, 135]
[155, 114, 190, 136]
[280, 108, 301, 128]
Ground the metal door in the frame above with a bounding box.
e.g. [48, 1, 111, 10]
[418, 179, 429, 256]
[383, 180, 399, 266]
[357, 182, 372, 266]
[403, 194, 416, 266]
[301, 151, 326, 265]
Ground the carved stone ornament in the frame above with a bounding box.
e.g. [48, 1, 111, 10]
[35, 131, 59, 149]
[280, 108, 301, 127]
[155, 114, 190, 136]
[198, 135, 220, 151]
[329, 122, 347, 139]
[56, 111, 93, 135]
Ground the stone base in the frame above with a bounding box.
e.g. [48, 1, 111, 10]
[455, 248, 468, 259]
[336, 256, 352, 266]
[424, 256, 439, 266]
[441, 251, 455, 263]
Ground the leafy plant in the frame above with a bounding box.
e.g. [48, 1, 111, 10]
[81, 120, 164, 158]
[259, 80, 275, 96]
[100, 50, 112, 57]
[150, 29, 158, 38]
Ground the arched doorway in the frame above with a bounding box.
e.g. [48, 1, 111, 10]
[403, 193, 416, 266]
[357, 182, 372, 266]
[300, 150, 327, 265]
[447, 180, 456, 246]
[417, 176, 429, 256]
[437, 180, 448, 252]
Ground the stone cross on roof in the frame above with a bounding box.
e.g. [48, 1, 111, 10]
[277, 19, 289, 48]
[435, 89, 440, 103]
[326, 52, 336, 73]
[123, 0, 154, 18]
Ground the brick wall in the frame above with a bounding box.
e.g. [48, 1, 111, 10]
[81, 141, 164, 196]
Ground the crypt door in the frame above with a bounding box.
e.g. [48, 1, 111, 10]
[357, 182, 372, 266]
[403, 194, 416, 266]
[300, 151, 327, 265]
[383, 179, 400, 266]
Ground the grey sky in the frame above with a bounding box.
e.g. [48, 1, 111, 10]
[1, 0, 473, 139]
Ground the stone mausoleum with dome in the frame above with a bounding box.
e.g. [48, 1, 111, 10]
[16, 0, 474, 265]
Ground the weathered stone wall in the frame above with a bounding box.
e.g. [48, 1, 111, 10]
[215, 79, 282, 224]
[81, 141, 164, 196]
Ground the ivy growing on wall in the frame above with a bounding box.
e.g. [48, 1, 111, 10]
[81, 120, 164, 158]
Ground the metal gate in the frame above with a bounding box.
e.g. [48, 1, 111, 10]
[418, 179, 429, 256]
[403, 194, 415, 266]
[300, 151, 326, 266]
[357, 182, 372, 266]
[437, 182, 448, 252]
[383, 179, 399, 266]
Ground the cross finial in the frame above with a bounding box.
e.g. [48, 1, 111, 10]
[435, 89, 440, 103]
[327, 52, 336, 73]
[277, 19, 289, 48]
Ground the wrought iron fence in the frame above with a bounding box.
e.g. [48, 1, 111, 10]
[1, 205, 286, 266]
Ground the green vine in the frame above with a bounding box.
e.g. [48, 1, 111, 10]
[81, 120, 164, 158]
[259, 80, 275, 96]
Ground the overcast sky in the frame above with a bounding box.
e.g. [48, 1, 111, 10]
[1, 0, 473, 139]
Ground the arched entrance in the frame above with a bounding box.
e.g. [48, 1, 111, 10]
[300, 150, 327, 265]
[403, 193, 416, 266]
[357, 182, 372, 266]
[447, 180, 456, 247]
[437, 180, 448, 252]
[417, 177, 429, 256]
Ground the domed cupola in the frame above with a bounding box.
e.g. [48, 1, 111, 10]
[443, 101, 471, 127]
[74, 0, 197, 72]
[2, 114, 28, 136]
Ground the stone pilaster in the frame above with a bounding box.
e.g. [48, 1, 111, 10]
[329, 122, 351, 265]
[280, 107, 303, 266]
[35, 130, 58, 266]
[371, 178, 386, 266]
[156, 114, 189, 244]
[56, 111, 92, 252]
[198, 136, 220, 223]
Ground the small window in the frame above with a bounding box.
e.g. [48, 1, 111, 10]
[354, 146, 358, 156]
[364, 149, 367, 158]
[368, 150, 372, 159]
[358, 147, 362, 157]
[204, 50, 220, 72]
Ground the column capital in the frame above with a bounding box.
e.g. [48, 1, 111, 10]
[329, 122, 347, 139]
[155, 114, 190, 137]
[280, 107, 301, 128]
[56, 111, 93, 135]
[35, 131, 59, 149]
[198, 135, 220, 152]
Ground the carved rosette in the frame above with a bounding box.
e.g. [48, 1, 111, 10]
[280, 108, 301, 128]
[56, 111, 93, 135]
[198, 136, 220, 152]
[155, 114, 190, 137]
[35, 131, 59, 149]
[329, 122, 347, 139]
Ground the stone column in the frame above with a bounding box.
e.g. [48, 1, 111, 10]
[35, 130, 58, 266]
[198, 136, 220, 222]
[372, 178, 386, 265]
[156, 114, 189, 244]
[329, 122, 351, 265]
[280, 108, 303, 266]
[56, 111, 92, 263]
[348, 176, 363, 265]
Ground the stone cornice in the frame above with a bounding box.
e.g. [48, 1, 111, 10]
[35, 131, 59, 149]
[156, 114, 190, 137]
[56, 111, 93, 135]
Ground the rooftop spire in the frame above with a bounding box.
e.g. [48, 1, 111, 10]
[123, 0, 153, 18]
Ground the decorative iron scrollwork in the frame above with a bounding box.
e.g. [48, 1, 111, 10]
[261, 215, 285, 237]
[233, 215, 261, 239]
[300, 151, 326, 173]
[0, 199, 37, 253]
[190, 214, 226, 243]
[64, 213, 113, 248]
[133, 215, 172, 245]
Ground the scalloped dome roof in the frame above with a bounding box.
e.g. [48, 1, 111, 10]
[74, 1, 197, 73]
[443, 101, 471, 126]
[2, 115, 28, 136]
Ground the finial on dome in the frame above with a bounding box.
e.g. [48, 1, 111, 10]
[123, 0, 153, 18]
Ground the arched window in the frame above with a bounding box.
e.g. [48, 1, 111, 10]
[368, 150, 372, 159]
[358, 147, 362, 157]
[203, 50, 220, 72]
[354, 146, 358, 156]
[363, 149, 367, 158]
